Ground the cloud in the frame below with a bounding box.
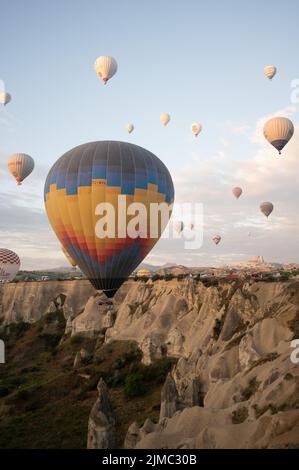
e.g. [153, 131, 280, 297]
[1, 106, 299, 269]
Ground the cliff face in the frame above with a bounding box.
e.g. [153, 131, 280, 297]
[104, 278, 299, 448]
[0, 280, 95, 325]
[1, 277, 299, 448]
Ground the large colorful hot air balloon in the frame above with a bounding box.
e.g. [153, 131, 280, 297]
[62, 245, 77, 269]
[0, 249, 20, 282]
[191, 122, 202, 137]
[126, 123, 134, 134]
[94, 56, 118, 84]
[160, 113, 170, 126]
[260, 202, 273, 218]
[44, 141, 174, 297]
[0, 91, 11, 106]
[263, 117, 294, 154]
[7, 153, 35, 185]
[212, 235, 221, 245]
[264, 65, 277, 80]
[232, 187, 242, 199]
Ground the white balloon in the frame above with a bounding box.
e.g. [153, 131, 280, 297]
[94, 56, 118, 84]
[160, 113, 170, 126]
[191, 122, 202, 137]
[126, 123, 134, 134]
[0, 92, 11, 106]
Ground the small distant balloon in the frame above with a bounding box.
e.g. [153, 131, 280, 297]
[173, 221, 184, 234]
[0, 91, 11, 106]
[188, 222, 194, 230]
[264, 65, 277, 80]
[260, 201, 274, 218]
[126, 123, 134, 134]
[191, 122, 202, 137]
[0, 249, 20, 282]
[263, 117, 294, 155]
[212, 235, 221, 245]
[232, 187, 242, 199]
[160, 113, 170, 126]
[94, 56, 118, 84]
[7, 153, 35, 185]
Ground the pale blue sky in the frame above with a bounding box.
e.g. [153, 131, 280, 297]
[1, 0, 299, 268]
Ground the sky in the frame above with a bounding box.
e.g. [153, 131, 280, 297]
[1, 0, 299, 269]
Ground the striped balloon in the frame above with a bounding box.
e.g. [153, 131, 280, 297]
[0, 92, 11, 106]
[44, 141, 174, 297]
[264, 65, 277, 80]
[263, 117, 294, 154]
[7, 153, 35, 185]
[94, 56, 118, 84]
[0, 249, 20, 282]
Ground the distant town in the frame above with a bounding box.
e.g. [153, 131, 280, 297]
[11, 256, 299, 284]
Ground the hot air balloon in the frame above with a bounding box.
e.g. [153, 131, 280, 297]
[188, 222, 194, 230]
[0, 249, 20, 283]
[62, 246, 77, 269]
[260, 202, 273, 218]
[94, 56, 118, 84]
[173, 221, 184, 234]
[191, 122, 202, 137]
[232, 187, 242, 199]
[126, 123, 134, 134]
[7, 153, 35, 185]
[0, 92, 11, 106]
[263, 117, 294, 155]
[212, 235, 221, 245]
[160, 113, 170, 126]
[264, 65, 277, 80]
[44, 141, 174, 297]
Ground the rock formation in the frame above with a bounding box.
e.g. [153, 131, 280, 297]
[87, 378, 115, 449]
[1, 276, 299, 448]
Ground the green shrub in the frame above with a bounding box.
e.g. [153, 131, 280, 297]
[124, 372, 146, 398]
[70, 335, 83, 345]
[9, 322, 30, 337]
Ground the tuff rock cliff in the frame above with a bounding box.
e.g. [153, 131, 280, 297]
[1, 277, 299, 448]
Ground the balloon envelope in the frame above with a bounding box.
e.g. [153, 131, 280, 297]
[7, 153, 35, 185]
[232, 187, 242, 199]
[264, 65, 277, 80]
[44, 141, 174, 297]
[191, 122, 202, 136]
[260, 201, 274, 218]
[263, 117, 294, 154]
[0, 249, 20, 282]
[212, 235, 221, 245]
[173, 221, 184, 234]
[126, 123, 134, 134]
[160, 113, 170, 126]
[94, 56, 118, 84]
[0, 92, 11, 105]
